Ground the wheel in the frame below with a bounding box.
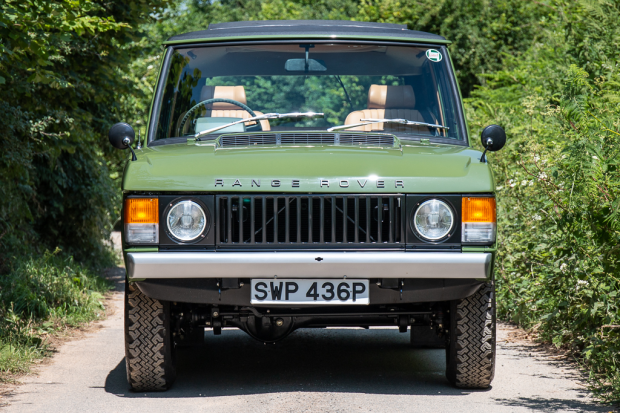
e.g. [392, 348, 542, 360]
[125, 282, 176, 391]
[445, 282, 496, 388]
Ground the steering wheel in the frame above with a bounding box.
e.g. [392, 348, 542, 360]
[178, 98, 259, 136]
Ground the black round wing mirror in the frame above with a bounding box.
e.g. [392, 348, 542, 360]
[109, 122, 135, 149]
[479, 125, 506, 163]
[109, 122, 137, 161]
[480, 124, 506, 152]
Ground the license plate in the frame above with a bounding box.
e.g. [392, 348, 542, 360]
[250, 279, 369, 305]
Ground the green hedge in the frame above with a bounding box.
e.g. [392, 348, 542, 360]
[466, 0, 620, 402]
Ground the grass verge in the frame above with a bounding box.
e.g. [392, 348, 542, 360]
[0, 249, 111, 380]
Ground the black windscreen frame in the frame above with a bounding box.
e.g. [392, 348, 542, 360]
[147, 41, 469, 147]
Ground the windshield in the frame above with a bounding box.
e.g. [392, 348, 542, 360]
[153, 43, 463, 143]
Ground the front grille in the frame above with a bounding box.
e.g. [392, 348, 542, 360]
[217, 133, 396, 148]
[216, 194, 403, 247]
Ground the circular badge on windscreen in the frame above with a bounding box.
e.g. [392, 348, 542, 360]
[426, 49, 443, 62]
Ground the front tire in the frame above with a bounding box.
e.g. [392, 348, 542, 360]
[446, 282, 496, 388]
[125, 282, 176, 391]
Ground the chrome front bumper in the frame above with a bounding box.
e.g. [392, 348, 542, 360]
[126, 251, 492, 280]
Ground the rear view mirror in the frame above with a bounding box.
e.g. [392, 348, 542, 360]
[285, 58, 327, 72]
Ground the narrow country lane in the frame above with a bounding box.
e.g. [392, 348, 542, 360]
[3, 270, 611, 413]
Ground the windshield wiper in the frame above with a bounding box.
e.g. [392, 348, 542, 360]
[327, 118, 449, 132]
[195, 112, 325, 138]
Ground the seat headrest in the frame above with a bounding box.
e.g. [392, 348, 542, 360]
[367, 85, 415, 109]
[200, 86, 247, 110]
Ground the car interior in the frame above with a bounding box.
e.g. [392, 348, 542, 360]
[185, 84, 444, 137]
[343, 84, 442, 134]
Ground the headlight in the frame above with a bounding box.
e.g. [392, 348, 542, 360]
[413, 199, 454, 241]
[167, 200, 207, 241]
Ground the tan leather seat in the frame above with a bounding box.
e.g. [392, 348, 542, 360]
[199, 85, 270, 131]
[344, 85, 430, 133]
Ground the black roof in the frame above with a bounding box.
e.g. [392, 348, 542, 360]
[165, 20, 448, 44]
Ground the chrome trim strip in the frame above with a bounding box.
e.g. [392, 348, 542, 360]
[127, 252, 491, 280]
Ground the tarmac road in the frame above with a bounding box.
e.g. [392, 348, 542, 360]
[4, 270, 612, 413]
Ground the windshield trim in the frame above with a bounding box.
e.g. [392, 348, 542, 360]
[147, 46, 174, 149]
[147, 40, 469, 147]
[443, 46, 470, 149]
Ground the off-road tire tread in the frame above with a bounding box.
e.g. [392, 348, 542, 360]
[447, 282, 495, 388]
[125, 283, 175, 391]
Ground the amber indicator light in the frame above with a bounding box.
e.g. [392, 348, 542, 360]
[462, 197, 496, 223]
[125, 198, 159, 224]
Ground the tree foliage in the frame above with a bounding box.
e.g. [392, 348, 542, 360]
[0, 0, 169, 264]
[357, 0, 552, 95]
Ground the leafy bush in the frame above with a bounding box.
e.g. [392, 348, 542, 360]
[466, 0, 620, 402]
[0, 0, 167, 377]
[0, 250, 109, 376]
[0, 0, 169, 264]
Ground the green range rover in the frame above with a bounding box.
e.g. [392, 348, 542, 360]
[109, 20, 507, 392]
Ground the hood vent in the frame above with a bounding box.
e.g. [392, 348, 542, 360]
[280, 133, 338, 145]
[218, 134, 277, 147]
[218, 132, 396, 148]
